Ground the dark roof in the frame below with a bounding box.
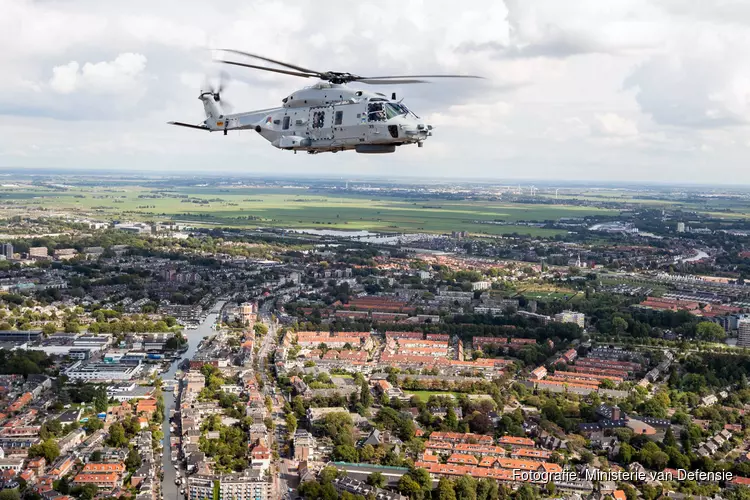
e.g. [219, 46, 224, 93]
[579, 423, 601, 432]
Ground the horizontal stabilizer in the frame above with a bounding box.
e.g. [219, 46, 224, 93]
[168, 121, 210, 131]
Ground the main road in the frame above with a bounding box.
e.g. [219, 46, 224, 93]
[160, 300, 226, 500]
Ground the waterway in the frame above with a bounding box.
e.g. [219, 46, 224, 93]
[160, 300, 226, 500]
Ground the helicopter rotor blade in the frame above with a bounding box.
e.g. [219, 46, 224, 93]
[357, 74, 484, 81]
[218, 49, 321, 76]
[217, 70, 231, 94]
[356, 78, 428, 85]
[216, 60, 318, 79]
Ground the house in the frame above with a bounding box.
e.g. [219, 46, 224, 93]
[136, 398, 158, 417]
[49, 455, 77, 479]
[82, 462, 126, 474]
[57, 408, 82, 425]
[72, 473, 122, 489]
[58, 429, 86, 454]
[27, 458, 45, 476]
[361, 429, 402, 453]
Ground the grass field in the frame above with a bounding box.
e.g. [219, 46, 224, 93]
[512, 284, 581, 302]
[0, 185, 622, 237]
[404, 390, 459, 401]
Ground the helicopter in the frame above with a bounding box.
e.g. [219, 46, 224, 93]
[169, 49, 482, 154]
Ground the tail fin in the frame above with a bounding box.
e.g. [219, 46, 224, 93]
[200, 93, 222, 125]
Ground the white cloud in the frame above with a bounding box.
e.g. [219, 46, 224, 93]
[591, 113, 639, 137]
[50, 53, 148, 95]
[0, 0, 749, 183]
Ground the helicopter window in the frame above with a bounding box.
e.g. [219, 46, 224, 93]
[334, 111, 343, 126]
[384, 103, 407, 120]
[367, 103, 386, 122]
[282, 116, 290, 130]
[312, 111, 326, 129]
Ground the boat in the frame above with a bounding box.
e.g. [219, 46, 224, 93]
[175, 478, 181, 485]
[180, 489, 185, 495]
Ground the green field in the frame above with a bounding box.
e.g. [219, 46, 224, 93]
[0, 185, 622, 237]
[404, 390, 459, 401]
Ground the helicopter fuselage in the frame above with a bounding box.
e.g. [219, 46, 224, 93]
[201, 82, 432, 154]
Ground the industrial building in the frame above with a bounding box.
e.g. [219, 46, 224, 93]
[64, 360, 144, 381]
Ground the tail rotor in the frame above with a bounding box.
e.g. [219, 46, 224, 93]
[203, 71, 233, 113]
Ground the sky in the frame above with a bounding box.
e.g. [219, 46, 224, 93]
[1, 0, 750, 183]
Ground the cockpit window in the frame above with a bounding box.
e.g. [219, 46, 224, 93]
[369, 102, 408, 121]
[367, 102, 385, 122]
[384, 103, 407, 119]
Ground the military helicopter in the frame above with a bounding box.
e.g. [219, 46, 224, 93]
[169, 49, 482, 154]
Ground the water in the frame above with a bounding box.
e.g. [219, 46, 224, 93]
[288, 228, 422, 244]
[288, 229, 377, 237]
[160, 301, 225, 500]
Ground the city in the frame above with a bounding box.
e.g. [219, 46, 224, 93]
[0, 174, 749, 500]
[3, 0, 750, 499]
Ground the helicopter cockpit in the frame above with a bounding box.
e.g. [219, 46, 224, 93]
[367, 101, 411, 122]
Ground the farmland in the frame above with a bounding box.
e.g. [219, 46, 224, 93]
[0, 184, 622, 237]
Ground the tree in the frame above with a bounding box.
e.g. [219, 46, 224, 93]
[612, 317, 628, 335]
[397, 475, 422, 499]
[445, 407, 458, 431]
[360, 381, 373, 408]
[332, 445, 358, 462]
[90, 450, 102, 462]
[436, 477, 457, 500]
[254, 323, 268, 337]
[663, 427, 677, 448]
[455, 475, 477, 500]
[476, 479, 499, 500]
[85, 417, 104, 433]
[285, 413, 297, 435]
[42, 323, 57, 336]
[696, 321, 726, 342]
[28, 439, 60, 463]
[126, 447, 142, 472]
[93, 386, 108, 413]
[360, 444, 376, 463]
[618, 442, 634, 464]
[319, 412, 355, 447]
[515, 485, 537, 500]
[366, 472, 386, 489]
[106, 422, 127, 448]
[0, 490, 20, 500]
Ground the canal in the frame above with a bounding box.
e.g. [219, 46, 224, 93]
[160, 300, 226, 500]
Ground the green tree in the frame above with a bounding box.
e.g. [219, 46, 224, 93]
[696, 321, 726, 342]
[366, 472, 386, 489]
[476, 479, 499, 500]
[254, 323, 268, 336]
[618, 442, 634, 464]
[332, 445, 359, 462]
[397, 475, 422, 499]
[28, 439, 60, 463]
[612, 317, 628, 335]
[445, 407, 459, 431]
[455, 475, 477, 500]
[663, 427, 677, 448]
[85, 417, 104, 433]
[125, 447, 142, 472]
[285, 413, 297, 435]
[437, 477, 457, 500]
[0, 489, 20, 500]
[42, 323, 57, 336]
[106, 422, 127, 448]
